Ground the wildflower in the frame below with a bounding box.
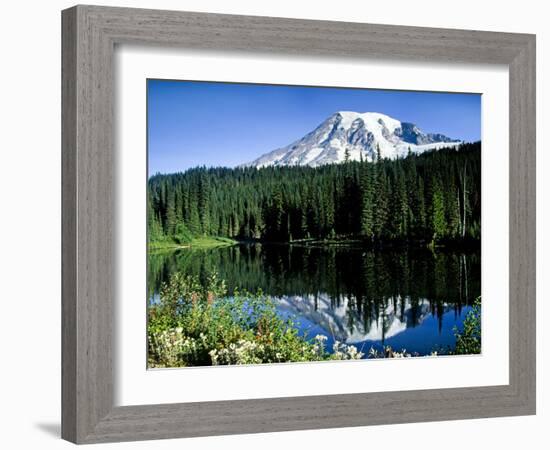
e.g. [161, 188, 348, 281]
[209, 349, 219, 365]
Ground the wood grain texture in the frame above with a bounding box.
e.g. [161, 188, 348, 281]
[61, 4, 536, 444]
[61, 7, 77, 443]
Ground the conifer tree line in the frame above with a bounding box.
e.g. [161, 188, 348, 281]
[148, 142, 481, 244]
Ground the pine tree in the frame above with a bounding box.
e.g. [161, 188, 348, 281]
[147, 188, 163, 241]
[391, 164, 409, 238]
[165, 186, 177, 235]
[266, 186, 284, 240]
[198, 173, 211, 235]
[459, 162, 470, 238]
[187, 191, 201, 236]
[373, 146, 389, 237]
[360, 161, 374, 237]
[430, 176, 446, 241]
[415, 177, 427, 236]
[446, 184, 461, 238]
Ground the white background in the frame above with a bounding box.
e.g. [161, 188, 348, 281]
[116, 47, 509, 405]
[0, 1, 546, 449]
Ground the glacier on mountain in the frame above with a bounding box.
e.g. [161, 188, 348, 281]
[246, 111, 461, 168]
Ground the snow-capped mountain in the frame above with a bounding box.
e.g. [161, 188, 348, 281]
[246, 111, 461, 168]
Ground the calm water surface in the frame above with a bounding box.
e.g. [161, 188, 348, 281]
[148, 243, 481, 356]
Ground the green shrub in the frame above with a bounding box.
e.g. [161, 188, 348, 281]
[148, 272, 364, 367]
[452, 297, 481, 355]
[173, 223, 194, 244]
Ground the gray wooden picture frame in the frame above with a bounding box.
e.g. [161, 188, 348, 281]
[61, 4, 536, 444]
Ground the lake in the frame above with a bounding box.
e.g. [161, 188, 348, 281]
[148, 243, 481, 357]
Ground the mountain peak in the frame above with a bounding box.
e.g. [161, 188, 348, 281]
[245, 111, 460, 168]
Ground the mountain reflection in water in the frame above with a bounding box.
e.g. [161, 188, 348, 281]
[148, 243, 480, 356]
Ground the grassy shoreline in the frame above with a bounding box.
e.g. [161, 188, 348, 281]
[149, 234, 480, 253]
[149, 236, 237, 251]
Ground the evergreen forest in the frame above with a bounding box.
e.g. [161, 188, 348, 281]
[148, 142, 481, 246]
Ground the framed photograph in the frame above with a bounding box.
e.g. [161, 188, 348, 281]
[62, 5, 536, 444]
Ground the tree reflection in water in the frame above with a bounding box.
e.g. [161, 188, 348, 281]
[148, 244, 480, 356]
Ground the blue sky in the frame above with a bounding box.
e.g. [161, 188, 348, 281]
[148, 79, 481, 175]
